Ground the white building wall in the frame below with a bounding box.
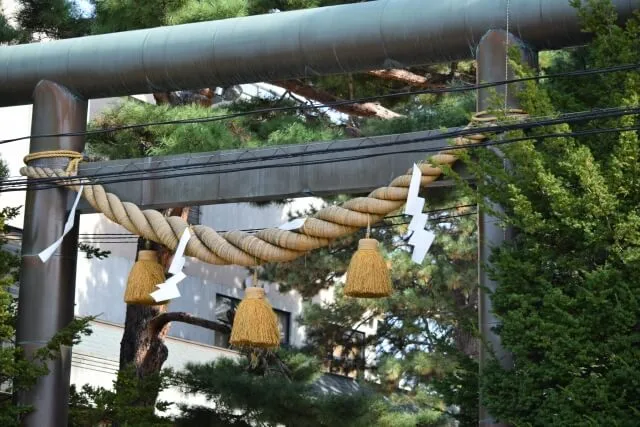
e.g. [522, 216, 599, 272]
[0, 103, 32, 228]
[70, 195, 330, 415]
[71, 320, 238, 416]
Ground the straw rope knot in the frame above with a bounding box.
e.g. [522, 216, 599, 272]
[19, 110, 527, 267]
[24, 150, 83, 174]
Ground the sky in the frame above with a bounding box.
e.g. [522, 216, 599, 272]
[74, 0, 95, 17]
[2, 0, 94, 18]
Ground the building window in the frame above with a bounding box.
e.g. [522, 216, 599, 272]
[187, 206, 201, 225]
[214, 294, 291, 348]
[324, 329, 366, 378]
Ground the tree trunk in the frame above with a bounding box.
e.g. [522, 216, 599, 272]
[119, 304, 171, 377]
[117, 207, 190, 416]
[451, 287, 479, 359]
[367, 68, 449, 88]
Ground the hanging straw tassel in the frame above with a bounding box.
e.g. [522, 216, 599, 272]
[124, 250, 167, 305]
[230, 283, 280, 349]
[344, 216, 392, 298]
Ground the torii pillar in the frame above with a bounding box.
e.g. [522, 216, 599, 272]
[15, 81, 87, 427]
[476, 30, 538, 427]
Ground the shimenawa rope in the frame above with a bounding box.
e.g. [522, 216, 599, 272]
[20, 111, 526, 267]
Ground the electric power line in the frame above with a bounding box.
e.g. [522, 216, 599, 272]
[4, 217, 477, 244]
[46, 104, 635, 177]
[4, 116, 638, 193]
[4, 104, 639, 188]
[4, 103, 632, 189]
[0, 63, 638, 146]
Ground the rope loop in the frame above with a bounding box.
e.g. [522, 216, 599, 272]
[24, 150, 83, 174]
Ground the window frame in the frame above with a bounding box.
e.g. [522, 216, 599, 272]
[214, 293, 291, 347]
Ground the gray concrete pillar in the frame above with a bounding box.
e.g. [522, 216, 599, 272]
[16, 81, 87, 426]
[476, 30, 537, 427]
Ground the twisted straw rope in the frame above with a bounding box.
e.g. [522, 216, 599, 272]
[20, 110, 526, 267]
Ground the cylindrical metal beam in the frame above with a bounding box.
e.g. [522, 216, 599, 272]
[15, 81, 87, 427]
[476, 30, 537, 427]
[0, 0, 637, 107]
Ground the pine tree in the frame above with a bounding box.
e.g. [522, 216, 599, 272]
[5, 1, 640, 426]
[170, 349, 384, 426]
[68, 366, 173, 426]
[76, 2, 477, 420]
[0, 1, 22, 43]
[263, 187, 479, 426]
[15, 0, 92, 40]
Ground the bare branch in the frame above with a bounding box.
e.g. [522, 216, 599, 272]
[149, 312, 229, 336]
[272, 79, 403, 119]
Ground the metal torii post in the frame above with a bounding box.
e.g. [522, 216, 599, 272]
[16, 81, 87, 426]
[476, 30, 538, 427]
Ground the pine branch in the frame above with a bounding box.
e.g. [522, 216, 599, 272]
[272, 79, 403, 119]
[153, 89, 214, 107]
[148, 312, 229, 336]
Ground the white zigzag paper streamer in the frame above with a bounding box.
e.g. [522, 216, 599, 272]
[150, 227, 190, 302]
[38, 185, 84, 262]
[404, 165, 435, 264]
[279, 217, 306, 231]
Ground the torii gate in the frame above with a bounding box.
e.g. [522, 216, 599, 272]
[2, 1, 638, 426]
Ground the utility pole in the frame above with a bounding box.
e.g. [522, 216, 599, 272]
[16, 81, 87, 426]
[476, 30, 537, 427]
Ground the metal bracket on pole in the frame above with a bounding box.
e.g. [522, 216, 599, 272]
[476, 30, 538, 427]
[15, 81, 87, 427]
